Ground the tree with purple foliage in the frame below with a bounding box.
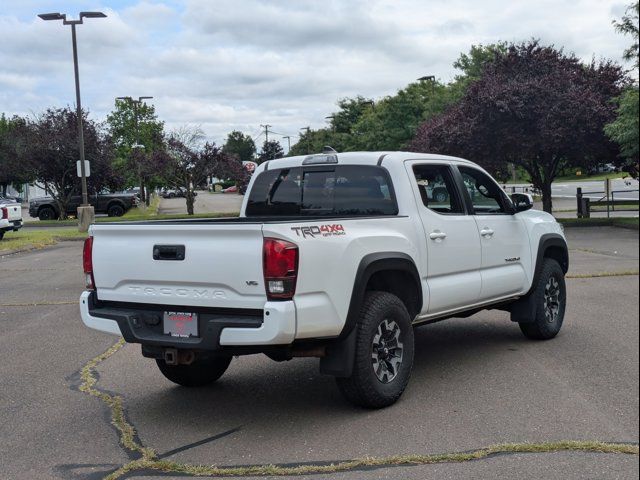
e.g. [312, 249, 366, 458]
[159, 126, 246, 214]
[27, 107, 121, 219]
[410, 41, 627, 213]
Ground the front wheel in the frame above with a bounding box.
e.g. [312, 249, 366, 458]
[156, 356, 232, 387]
[336, 291, 414, 408]
[0, 231, 4, 241]
[519, 258, 566, 340]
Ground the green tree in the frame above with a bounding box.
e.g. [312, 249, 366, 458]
[605, 87, 639, 177]
[288, 128, 339, 156]
[106, 99, 164, 204]
[0, 114, 33, 196]
[258, 139, 284, 162]
[223, 130, 256, 163]
[613, 1, 639, 68]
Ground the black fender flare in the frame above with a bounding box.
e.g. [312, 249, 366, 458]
[320, 252, 422, 377]
[529, 233, 568, 294]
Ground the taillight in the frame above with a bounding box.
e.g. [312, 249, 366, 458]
[83, 236, 95, 290]
[1, 207, 7, 220]
[263, 238, 298, 300]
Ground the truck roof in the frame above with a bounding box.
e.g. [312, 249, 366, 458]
[261, 151, 476, 170]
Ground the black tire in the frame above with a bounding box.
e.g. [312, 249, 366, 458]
[107, 203, 125, 217]
[156, 356, 232, 387]
[0, 231, 4, 241]
[38, 206, 56, 221]
[336, 291, 414, 408]
[519, 258, 566, 340]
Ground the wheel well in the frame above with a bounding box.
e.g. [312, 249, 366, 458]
[107, 201, 125, 211]
[544, 245, 568, 274]
[365, 269, 421, 318]
[38, 204, 57, 215]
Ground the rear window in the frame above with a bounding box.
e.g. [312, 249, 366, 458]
[246, 165, 398, 217]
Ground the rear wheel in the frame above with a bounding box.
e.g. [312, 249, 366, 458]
[336, 291, 414, 408]
[519, 258, 566, 340]
[156, 356, 232, 387]
[38, 206, 56, 221]
[107, 204, 125, 217]
[0, 231, 4, 241]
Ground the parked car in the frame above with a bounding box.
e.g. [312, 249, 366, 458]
[0, 198, 22, 240]
[222, 185, 238, 193]
[80, 151, 568, 408]
[589, 163, 618, 174]
[0, 194, 23, 204]
[29, 192, 138, 220]
[161, 188, 197, 199]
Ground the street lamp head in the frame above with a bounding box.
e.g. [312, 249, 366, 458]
[79, 11, 107, 19]
[138, 96, 153, 101]
[417, 75, 436, 82]
[38, 12, 66, 21]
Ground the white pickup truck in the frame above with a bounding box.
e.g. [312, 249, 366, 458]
[0, 198, 23, 241]
[80, 151, 568, 408]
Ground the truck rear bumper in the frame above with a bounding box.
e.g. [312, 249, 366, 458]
[79, 291, 296, 347]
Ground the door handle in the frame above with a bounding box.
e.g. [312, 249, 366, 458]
[429, 231, 447, 241]
[480, 228, 494, 237]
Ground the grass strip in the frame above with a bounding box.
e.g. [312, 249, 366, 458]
[567, 270, 639, 279]
[103, 440, 638, 479]
[558, 217, 639, 230]
[0, 300, 77, 306]
[0, 228, 87, 252]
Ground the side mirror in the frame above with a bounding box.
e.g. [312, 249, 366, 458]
[511, 193, 533, 213]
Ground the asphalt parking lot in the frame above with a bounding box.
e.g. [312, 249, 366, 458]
[0, 227, 638, 479]
[158, 192, 243, 216]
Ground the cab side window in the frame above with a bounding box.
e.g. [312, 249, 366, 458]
[458, 166, 509, 214]
[412, 164, 464, 215]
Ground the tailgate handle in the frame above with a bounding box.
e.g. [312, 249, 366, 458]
[153, 245, 185, 261]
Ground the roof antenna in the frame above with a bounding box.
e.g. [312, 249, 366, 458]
[322, 146, 337, 154]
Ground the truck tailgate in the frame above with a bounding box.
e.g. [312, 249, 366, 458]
[91, 223, 267, 309]
[3, 203, 21, 222]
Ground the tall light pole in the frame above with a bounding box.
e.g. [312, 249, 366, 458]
[39, 11, 106, 231]
[300, 126, 311, 154]
[282, 136, 291, 153]
[116, 96, 153, 204]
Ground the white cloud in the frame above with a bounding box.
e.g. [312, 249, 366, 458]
[0, 0, 632, 149]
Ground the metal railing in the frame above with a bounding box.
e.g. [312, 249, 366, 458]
[502, 185, 540, 195]
[576, 187, 639, 218]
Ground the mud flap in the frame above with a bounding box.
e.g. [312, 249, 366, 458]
[510, 294, 537, 323]
[319, 328, 357, 377]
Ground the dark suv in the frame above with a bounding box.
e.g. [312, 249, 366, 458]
[29, 192, 138, 220]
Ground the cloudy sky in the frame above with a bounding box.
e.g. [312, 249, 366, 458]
[0, 0, 633, 151]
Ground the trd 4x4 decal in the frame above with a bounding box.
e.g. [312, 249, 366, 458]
[291, 224, 345, 238]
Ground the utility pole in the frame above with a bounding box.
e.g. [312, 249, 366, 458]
[300, 126, 311, 154]
[260, 124, 272, 143]
[38, 11, 106, 231]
